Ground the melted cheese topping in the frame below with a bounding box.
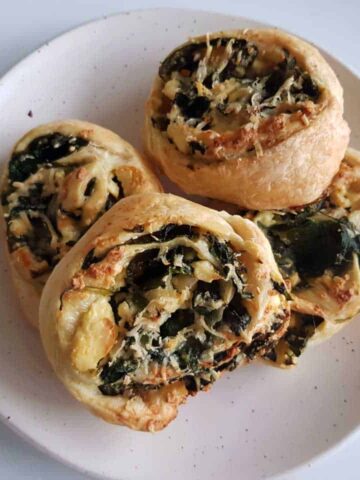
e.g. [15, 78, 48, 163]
[59, 226, 288, 396]
[154, 36, 321, 161]
[71, 297, 117, 372]
[330, 156, 360, 211]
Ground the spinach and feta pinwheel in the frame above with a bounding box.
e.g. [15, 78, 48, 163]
[144, 29, 349, 209]
[248, 149, 360, 367]
[1, 120, 162, 328]
[39, 193, 289, 431]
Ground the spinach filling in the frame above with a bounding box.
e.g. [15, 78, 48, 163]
[8, 133, 88, 183]
[159, 38, 259, 84]
[153, 37, 320, 156]
[3, 133, 125, 276]
[126, 223, 196, 245]
[96, 225, 265, 397]
[265, 313, 324, 366]
[249, 199, 360, 366]
[160, 309, 195, 338]
[262, 211, 360, 286]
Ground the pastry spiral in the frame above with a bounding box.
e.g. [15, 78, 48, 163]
[39, 193, 289, 431]
[144, 28, 349, 209]
[248, 149, 360, 367]
[1, 120, 162, 327]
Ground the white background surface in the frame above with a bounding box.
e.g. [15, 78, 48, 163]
[0, 1, 359, 479]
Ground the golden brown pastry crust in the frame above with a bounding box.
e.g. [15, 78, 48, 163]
[39, 193, 289, 431]
[144, 28, 350, 209]
[1, 120, 162, 328]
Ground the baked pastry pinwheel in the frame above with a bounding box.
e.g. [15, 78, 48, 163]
[248, 149, 360, 367]
[1, 120, 162, 327]
[144, 29, 350, 209]
[39, 193, 289, 431]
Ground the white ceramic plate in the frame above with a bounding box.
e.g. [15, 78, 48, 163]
[0, 8, 359, 480]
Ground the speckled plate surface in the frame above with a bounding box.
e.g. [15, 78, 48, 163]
[0, 8, 359, 480]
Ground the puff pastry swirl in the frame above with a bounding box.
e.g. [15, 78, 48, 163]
[39, 193, 289, 431]
[1, 120, 162, 327]
[144, 28, 350, 209]
[248, 149, 360, 367]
